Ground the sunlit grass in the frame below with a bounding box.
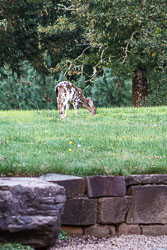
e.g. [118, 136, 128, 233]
[0, 107, 167, 177]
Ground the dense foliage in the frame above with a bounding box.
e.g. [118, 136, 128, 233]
[73, 0, 167, 73]
[0, 0, 84, 75]
[0, 65, 132, 109]
[91, 69, 132, 107]
[144, 72, 167, 106]
[72, 0, 167, 105]
[0, 64, 57, 109]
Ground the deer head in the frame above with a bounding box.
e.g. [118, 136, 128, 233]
[82, 97, 96, 115]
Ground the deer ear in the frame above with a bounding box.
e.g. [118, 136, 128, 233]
[87, 97, 94, 107]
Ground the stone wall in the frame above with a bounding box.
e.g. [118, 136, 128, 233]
[41, 174, 167, 237]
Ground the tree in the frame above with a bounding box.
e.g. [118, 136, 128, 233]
[72, 0, 167, 106]
[0, 0, 84, 75]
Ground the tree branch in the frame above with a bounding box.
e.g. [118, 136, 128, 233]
[122, 31, 140, 63]
[57, 4, 76, 11]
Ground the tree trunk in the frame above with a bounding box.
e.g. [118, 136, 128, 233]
[132, 67, 148, 107]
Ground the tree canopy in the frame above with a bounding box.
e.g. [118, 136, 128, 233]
[72, 0, 167, 74]
[0, 0, 83, 75]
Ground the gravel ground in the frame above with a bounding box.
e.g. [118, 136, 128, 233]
[50, 235, 167, 250]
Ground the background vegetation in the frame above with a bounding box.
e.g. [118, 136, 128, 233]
[0, 65, 132, 110]
[0, 0, 166, 108]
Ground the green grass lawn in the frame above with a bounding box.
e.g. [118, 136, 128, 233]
[0, 107, 167, 177]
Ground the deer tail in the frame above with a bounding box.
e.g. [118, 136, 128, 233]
[55, 86, 59, 97]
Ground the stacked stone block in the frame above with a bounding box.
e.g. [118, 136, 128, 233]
[42, 173, 167, 237]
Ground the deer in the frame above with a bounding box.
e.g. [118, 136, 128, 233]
[55, 81, 96, 118]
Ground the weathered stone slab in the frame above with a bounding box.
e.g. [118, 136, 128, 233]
[127, 185, 167, 224]
[117, 223, 141, 236]
[61, 197, 97, 225]
[61, 226, 83, 235]
[84, 224, 115, 237]
[0, 177, 66, 249]
[86, 176, 126, 198]
[142, 225, 167, 236]
[126, 174, 167, 186]
[40, 173, 86, 198]
[97, 197, 131, 224]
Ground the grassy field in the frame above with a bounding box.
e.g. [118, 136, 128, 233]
[0, 107, 167, 177]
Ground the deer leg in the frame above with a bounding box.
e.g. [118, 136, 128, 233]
[73, 102, 78, 116]
[58, 98, 65, 118]
[64, 102, 70, 118]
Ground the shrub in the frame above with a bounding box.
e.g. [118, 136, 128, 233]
[91, 68, 132, 107]
[0, 66, 132, 110]
[58, 229, 68, 240]
[0, 243, 33, 250]
[0, 64, 57, 110]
